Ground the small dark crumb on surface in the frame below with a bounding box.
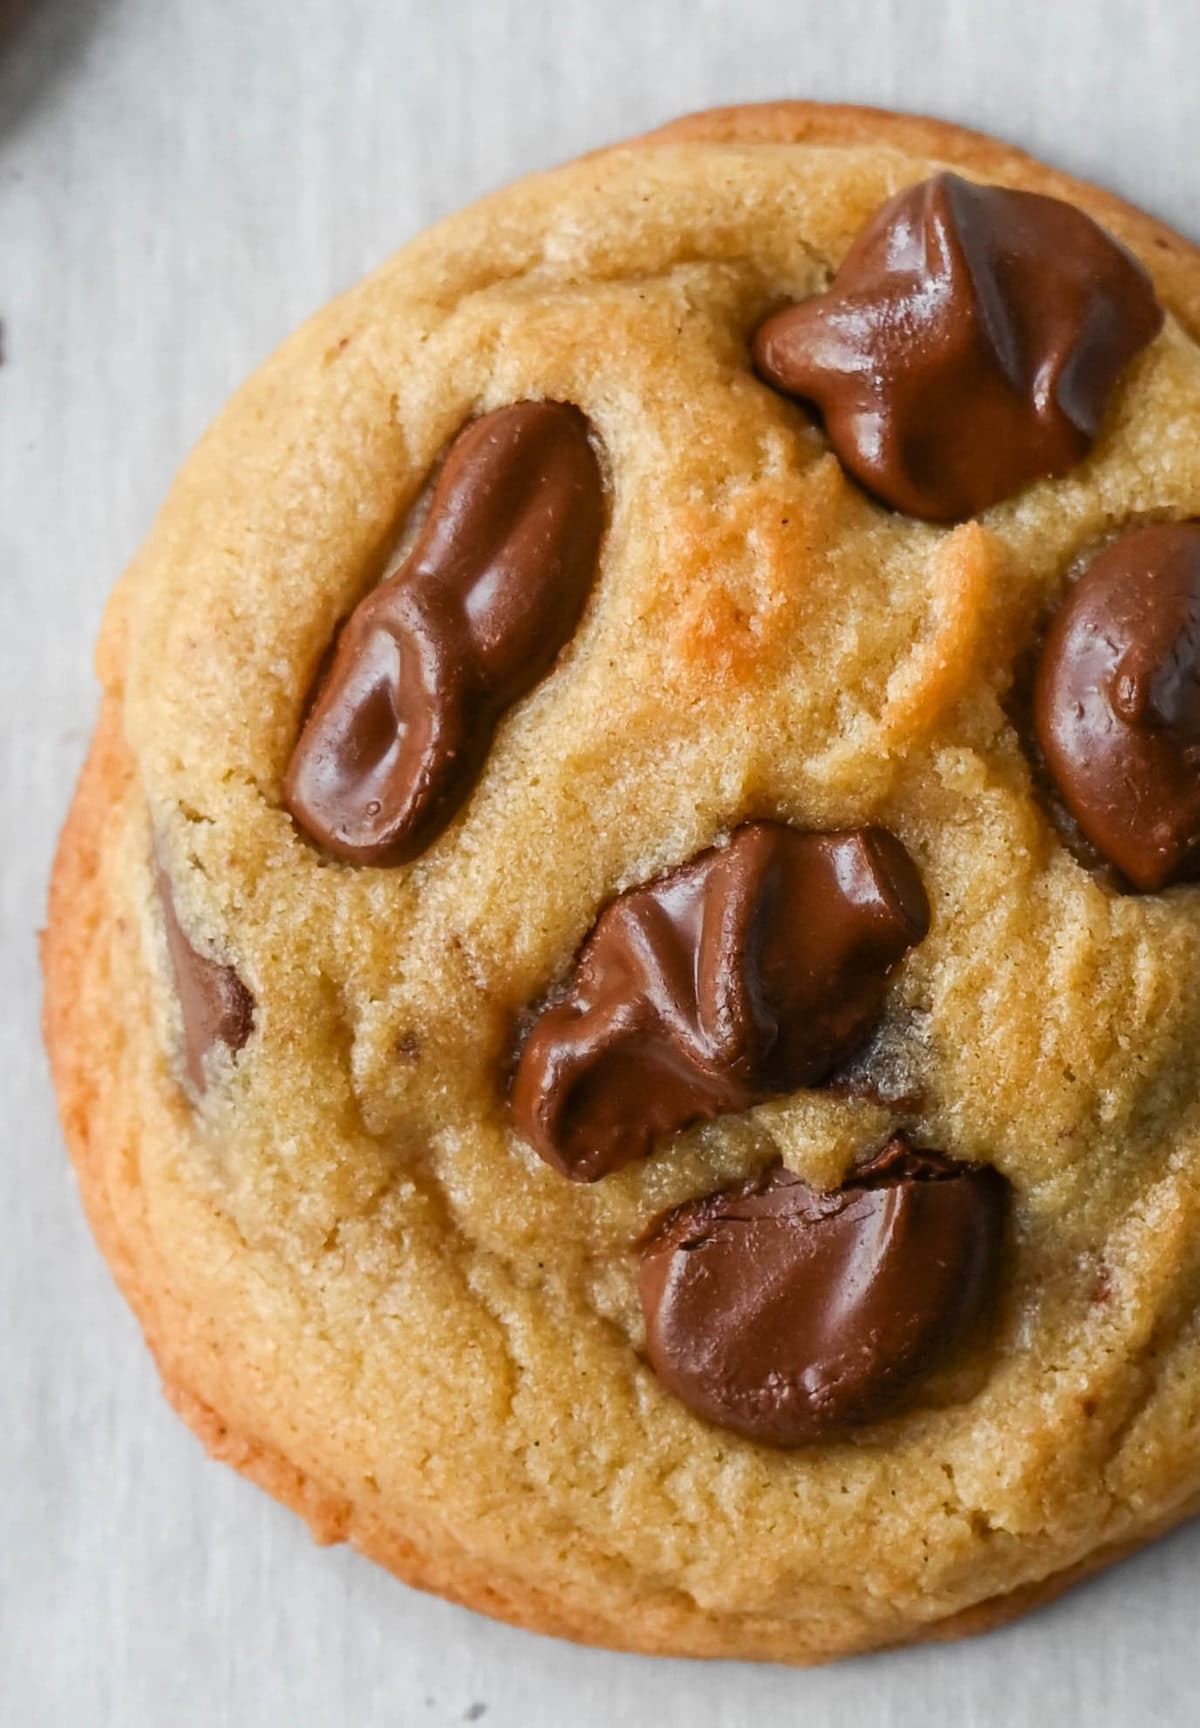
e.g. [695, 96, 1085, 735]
[829, 1007, 929, 1111]
[463, 1707, 488, 1722]
[395, 1030, 422, 1063]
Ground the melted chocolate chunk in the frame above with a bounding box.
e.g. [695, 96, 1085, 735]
[1034, 522, 1200, 890]
[157, 868, 254, 1093]
[285, 402, 605, 865]
[753, 173, 1162, 522]
[511, 824, 930, 1181]
[638, 1138, 1007, 1446]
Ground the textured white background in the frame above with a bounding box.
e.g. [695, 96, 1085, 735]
[3, 0, 1199, 1722]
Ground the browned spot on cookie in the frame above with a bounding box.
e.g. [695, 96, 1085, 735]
[395, 1030, 423, 1063]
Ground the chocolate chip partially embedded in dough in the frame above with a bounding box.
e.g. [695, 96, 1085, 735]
[511, 824, 930, 1182]
[638, 1138, 1007, 1446]
[157, 868, 254, 1092]
[1034, 522, 1200, 890]
[753, 173, 1163, 522]
[285, 401, 605, 865]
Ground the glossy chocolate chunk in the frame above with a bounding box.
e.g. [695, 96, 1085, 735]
[511, 824, 930, 1181]
[285, 402, 604, 865]
[1034, 523, 1200, 890]
[753, 173, 1163, 522]
[638, 1139, 1007, 1446]
[157, 868, 254, 1093]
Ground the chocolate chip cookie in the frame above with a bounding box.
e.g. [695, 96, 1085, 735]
[43, 102, 1200, 1664]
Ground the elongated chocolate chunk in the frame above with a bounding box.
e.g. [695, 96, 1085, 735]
[157, 868, 254, 1093]
[511, 824, 930, 1181]
[1035, 522, 1200, 891]
[753, 173, 1163, 522]
[285, 402, 605, 865]
[639, 1139, 1007, 1446]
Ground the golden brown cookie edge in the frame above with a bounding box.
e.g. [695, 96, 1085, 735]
[639, 101, 1200, 337]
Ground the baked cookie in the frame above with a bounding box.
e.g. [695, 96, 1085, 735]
[42, 102, 1200, 1664]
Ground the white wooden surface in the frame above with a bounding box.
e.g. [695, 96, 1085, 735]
[3, 1, 1198, 1721]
